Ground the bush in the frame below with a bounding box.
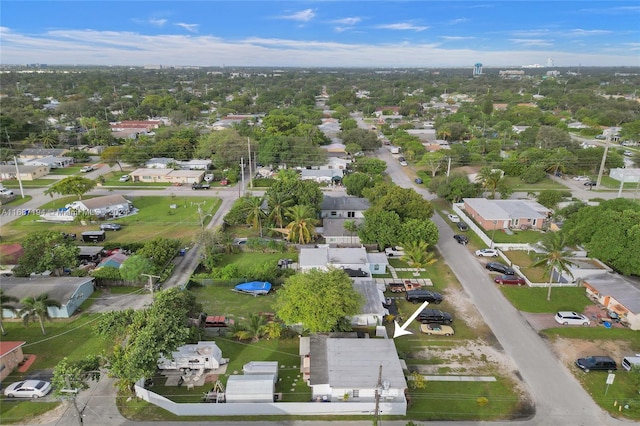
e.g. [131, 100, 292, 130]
[520, 165, 547, 184]
[251, 178, 276, 188]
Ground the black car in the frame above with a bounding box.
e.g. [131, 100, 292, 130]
[418, 308, 453, 325]
[485, 262, 515, 275]
[415, 178, 423, 184]
[405, 289, 443, 304]
[453, 234, 469, 245]
[192, 182, 210, 190]
[456, 221, 469, 231]
[584, 181, 597, 187]
[343, 268, 369, 278]
[575, 356, 617, 372]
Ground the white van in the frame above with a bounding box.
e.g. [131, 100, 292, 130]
[622, 355, 640, 371]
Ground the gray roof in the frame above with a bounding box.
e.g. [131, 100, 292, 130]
[226, 375, 274, 396]
[310, 336, 406, 390]
[351, 279, 385, 316]
[0, 277, 94, 309]
[584, 273, 640, 313]
[322, 218, 364, 237]
[367, 252, 388, 265]
[80, 194, 130, 210]
[78, 246, 104, 256]
[321, 196, 370, 212]
[299, 247, 368, 269]
[19, 148, 68, 157]
[463, 198, 550, 221]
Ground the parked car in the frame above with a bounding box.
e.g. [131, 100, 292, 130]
[575, 356, 617, 372]
[554, 311, 591, 326]
[80, 165, 94, 172]
[456, 221, 469, 231]
[384, 246, 405, 257]
[573, 175, 589, 181]
[219, 178, 229, 186]
[485, 262, 515, 275]
[405, 289, 443, 304]
[387, 282, 406, 293]
[118, 175, 130, 182]
[584, 181, 597, 187]
[192, 182, 210, 190]
[414, 178, 423, 184]
[204, 174, 214, 182]
[494, 274, 525, 285]
[0, 188, 15, 196]
[453, 234, 469, 245]
[4, 380, 52, 398]
[447, 214, 460, 223]
[100, 223, 122, 231]
[420, 323, 455, 336]
[418, 308, 453, 325]
[399, 160, 408, 166]
[475, 248, 498, 257]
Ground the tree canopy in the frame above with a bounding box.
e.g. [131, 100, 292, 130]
[44, 176, 96, 200]
[275, 268, 363, 333]
[16, 231, 79, 276]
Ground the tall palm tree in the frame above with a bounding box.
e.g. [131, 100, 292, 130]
[401, 241, 437, 276]
[285, 205, 317, 244]
[241, 196, 267, 236]
[234, 314, 267, 342]
[267, 192, 293, 229]
[476, 166, 504, 199]
[343, 220, 359, 245]
[0, 290, 19, 336]
[532, 232, 575, 302]
[20, 293, 62, 335]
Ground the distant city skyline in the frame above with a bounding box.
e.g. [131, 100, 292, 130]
[1, 1, 639, 68]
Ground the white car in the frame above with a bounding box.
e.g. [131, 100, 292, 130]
[0, 188, 14, 196]
[4, 380, 52, 398]
[572, 176, 589, 181]
[475, 248, 498, 257]
[80, 165, 95, 173]
[399, 160, 408, 166]
[204, 174, 214, 182]
[554, 311, 590, 326]
[384, 246, 405, 257]
[447, 214, 460, 223]
[118, 175, 130, 182]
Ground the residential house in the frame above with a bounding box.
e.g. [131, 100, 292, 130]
[157, 341, 228, 371]
[321, 196, 370, 219]
[298, 246, 388, 276]
[0, 341, 26, 382]
[145, 157, 176, 169]
[299, 335, 407, 414]
[110, 120, 162, 139]
[0, 165, 50, 181]
[129, 168, 204, 184]
[24, 155, 73, 169]
[66, 194, 133, 218]
[350, 278, 389, 326]
[96, 252, 129, 269]
[321, 218, 363, 246]
[582, 273, 640, 331]
[300, 169, 343, 184]
[18, 148, 69, 161]
[318, 157, 351, 171]
[0, 276, 95, 318]
[462, 198, 550, 231]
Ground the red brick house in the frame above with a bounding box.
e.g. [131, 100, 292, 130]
[463, 198, 550, 231]
[0, 341, 26, 381]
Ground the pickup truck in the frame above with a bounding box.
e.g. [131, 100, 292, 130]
[80, 165, 95, 173]
[192, 182, 210, 190]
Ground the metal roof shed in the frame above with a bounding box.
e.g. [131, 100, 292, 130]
[243, 361, 279, 382]
[225, 374, 275, 403]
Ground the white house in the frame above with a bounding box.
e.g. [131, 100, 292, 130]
[157, 341, 227, 371]
[24, 155, 73, 169]
[321, 196, 370, 219]
[350, 278, 389, 326]
[66, 194, 133, 218]
[321, 218, 363, 246]
[300, 169, 343, 184]
[298, 247, 388, 276]
[582, 274, 640, 331]
[300, 335, 407, 412]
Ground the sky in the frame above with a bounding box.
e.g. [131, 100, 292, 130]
[1, 1, 639, 68]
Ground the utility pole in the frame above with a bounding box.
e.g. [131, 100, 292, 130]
[240, 156, 245, 197]
[595, 145, 608, 188]
[141, 273, 160, 297]
[446, 156, 452, 178]
[374, 363, 383, 426]
[247, 138, 253, 190]
[13, 156, 25, 198]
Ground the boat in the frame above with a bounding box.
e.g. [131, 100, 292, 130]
[234, 281, 272, 296]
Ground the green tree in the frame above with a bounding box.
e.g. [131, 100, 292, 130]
[532, 232, 575, 301]
[535, 126, 574, 150]
[398, 219, 439, 246]
[401, 241, 437, 276]
[285, 205, 317, 244]
[266, 192, 293, 229]
[242, 196, 267, 236]
[51, 355, 102, 396]
[21, 293, 62, 335]
[359, 209, 402, 249]
[136, 238, 181, 269]
[419, 151, 447, 177]
[234, 314, 267, 342]
[0, 289, 19, 335]
[352, 157, 387, 175]
[17, 231, 79, 276]
[275, 268, 363, 332]
[100, 146, 125, 171]
[119, 255, 155, 284]
[44, 176, 96, 200]
[476, 167, 504, 199]
[340, 128, 380, 151]
[343, 220, 359, 245]
[536, 190, 568, 209]
[343, 172, 375, 197]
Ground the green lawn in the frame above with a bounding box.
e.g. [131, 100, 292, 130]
[502, 250, 548, 282]
[499, 286, 592, 313]
[503, 176, 566, 191]
[0, 195, 221, 243]
[0, 401, 61, 425]
[0, 195, 33, 208]
[1, 179, 58, 188]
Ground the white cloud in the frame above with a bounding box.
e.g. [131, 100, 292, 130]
[439, 36, 475, 41]
[447, 18, 469, 25]
[331, 17, 362, 26]
[376, 23, 428, 32]
[509, 38, 554, 47]
[149, 18, 167, 27]
[567, 29, 612, 36]
[175, 23, 198, 33]
[278, 9, 315, 22]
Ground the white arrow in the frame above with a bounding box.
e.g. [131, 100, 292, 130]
[393, 301, 429, 338]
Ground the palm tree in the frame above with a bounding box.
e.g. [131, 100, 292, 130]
[234, 314, 267, 342]
[532, 232, 575, 302]
[0, 290, 19, 336]
[20, 293, 62, 335]
[285, 205, 317, 244]
[343, 220, 359, 245]
[401, 241, 437, 276]
[241, 196, 267, 236]
[267, 192, 293, 229]
[476, 166, 504, 199]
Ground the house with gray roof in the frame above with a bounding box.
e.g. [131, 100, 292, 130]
[24, 155, 73, 169]
[18, 148, 69, 160]
[321, 218, 363, 246]
[299, 335, 407, 413]
[321, 196, 370, 219]
[66, 194, 133, 218]
[582, 273, 640, 331]
[350, 278, 388, 326]
[1, 276, 95, 318]
[298, 246, 388, 275]
[463, 198, 550, 231]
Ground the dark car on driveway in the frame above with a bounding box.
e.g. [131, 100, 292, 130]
[575, 356, 617, 372]
[494, 274, 525, 285]
[405, 289, 443, 304]
[485, 262, 515, 275]
[453, 234, 469, 245]
[100, 223, 122, 231]
[584, 181, 597, 187]
[414, 178, 423, 184]
[418, 308, 453, 325]
[456, 221, 469, 231]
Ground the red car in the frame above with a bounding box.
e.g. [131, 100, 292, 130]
[494, 274, 525, 285]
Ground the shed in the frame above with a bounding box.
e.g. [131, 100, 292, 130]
[243, 361, 278, 382]
[225, 374, 275, 403]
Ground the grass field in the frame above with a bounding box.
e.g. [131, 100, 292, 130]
[499, 286, 592, 313]
[0, 195, 221, 243]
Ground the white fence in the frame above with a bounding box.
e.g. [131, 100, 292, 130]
[134, 380, 407, 416]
